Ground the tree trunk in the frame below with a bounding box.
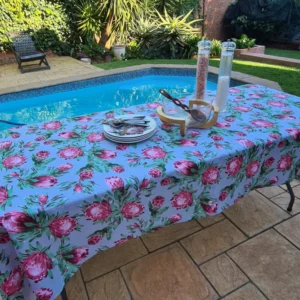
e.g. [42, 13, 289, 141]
[101, 14, 114, 49]
[202, 0, 206, 36]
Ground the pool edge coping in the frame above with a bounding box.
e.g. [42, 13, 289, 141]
[0, 63, 283, 96]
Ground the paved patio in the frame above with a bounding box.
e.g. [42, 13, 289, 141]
[54, 182, 300, 300]
[0, 56, 104, 95]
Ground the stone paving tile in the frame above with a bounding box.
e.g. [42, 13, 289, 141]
[65, 270, 88, 300]
[269, 192, 300, 215]
[81, 237, 147, 282]
[200, 254, 248, 296]
[180, 219, 247, 265]
[17, 78, 39, 85]
[197, 213, 225, 228]
[141, 220, 201, 252]
[86, 270, 131, 300]
[275, 214, 300, 248]
[121, 243, 218, 300]
[280, 180, 300, 189]
[292, 185, 300, 198]
[224, 191, 290, 237]
[223, 283, 267, 300]
[256, 185, 285, 199]
[0, 57, 103, 95]
[228, 229, 300, 300]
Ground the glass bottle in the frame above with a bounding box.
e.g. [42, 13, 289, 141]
[195, 40, 211, 100]
[215, 41, 236, 112]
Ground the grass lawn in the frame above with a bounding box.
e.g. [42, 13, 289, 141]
[95, 59, 300, 96]
[265, 48, 300, 60]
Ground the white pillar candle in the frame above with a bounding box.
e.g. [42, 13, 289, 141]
[216, 75, 230, 112]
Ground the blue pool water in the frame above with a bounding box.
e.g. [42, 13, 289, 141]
[0, 75, 218, 131]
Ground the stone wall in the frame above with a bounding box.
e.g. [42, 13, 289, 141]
[234, 46, 266, 59]
[202, 0, 235, 41]
[0, 53, 16, 66]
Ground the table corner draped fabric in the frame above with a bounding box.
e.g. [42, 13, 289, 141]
[0, 84, 299, 299]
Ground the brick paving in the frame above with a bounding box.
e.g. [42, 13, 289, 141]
[55, 180, 300, 300]
[0, 56, 103, 95]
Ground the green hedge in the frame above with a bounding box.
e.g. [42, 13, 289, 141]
[0, 0, 70, 53]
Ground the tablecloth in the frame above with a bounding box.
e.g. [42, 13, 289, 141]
[0, 84, 299, 300]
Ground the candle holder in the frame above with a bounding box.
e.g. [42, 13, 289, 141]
[215, 41, 236, 112]
[195, 40, 211, 100]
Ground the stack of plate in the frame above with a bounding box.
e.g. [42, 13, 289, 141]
[103, 115, 157, 143]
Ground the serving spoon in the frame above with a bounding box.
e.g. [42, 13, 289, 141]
[102, 116, 149, 128]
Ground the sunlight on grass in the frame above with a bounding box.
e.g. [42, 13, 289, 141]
[210, 59, 300, 96]
[95, 59, 197, 70]
[265, 48, 300, 60]
[210, 58, 299, 73]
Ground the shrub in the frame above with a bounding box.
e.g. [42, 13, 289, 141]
[127, 10, 202, 59]
[155, 10, 202, 59]
[125, 40, 141, 59]
[74, 0, 103, 43]
[32, 29, 71, 56]
[79, 37, 105, 60]
[182, 34, 203, 59]
[210, 39, 221, 57]
[130, 17, 158, 55]
[230, 15, 277, 43]
[232, 34, 256, 49]
[0, 0, 70, 52]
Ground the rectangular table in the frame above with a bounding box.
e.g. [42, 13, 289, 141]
[0, 85, 299, 300]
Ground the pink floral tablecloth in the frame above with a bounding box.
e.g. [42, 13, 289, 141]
[0, 85, 299, 299]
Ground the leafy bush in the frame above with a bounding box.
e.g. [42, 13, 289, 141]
[0, 0, 70, 52]
[232, 34, 256, 49]
[154, 0, 200, 20]
[74, 0, 103, 42]
[210, 39, 221, 57]
[79, 37, 105, 59]
[32, 29, 71, 56]
[0, 0, 202, 58]
[182, 34, 202, 58]
[130, 17, 158, 54]
[127, 10, 202, 59]
[230, 15, 277, 43]
[155, 10, 201, 58]
[125, 40, 142, 59]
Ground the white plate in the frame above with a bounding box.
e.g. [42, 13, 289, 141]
[104, 130, 156, 144]
[104, 130, 156, 142]
[104, 127, 156, 140]
[103, 115, 156, 138]
[104, 128, 156, 141]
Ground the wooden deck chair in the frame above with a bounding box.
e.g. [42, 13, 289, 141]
[8, 31, 50, 73]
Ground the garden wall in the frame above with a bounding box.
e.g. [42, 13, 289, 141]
[203, 0, 235, 41]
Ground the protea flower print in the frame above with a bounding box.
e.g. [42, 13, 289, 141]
[21, 252, 52, 282]
[1, 266, 23, 296]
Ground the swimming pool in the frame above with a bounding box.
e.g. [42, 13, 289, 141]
[0, 68, 242, 131]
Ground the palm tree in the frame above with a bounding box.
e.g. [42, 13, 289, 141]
[100, 0, 141, 48]
[75, 0, 103, 43]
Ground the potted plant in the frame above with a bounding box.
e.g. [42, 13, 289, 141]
[76, 37, 106, 63]
[232, 34, 265, 58]
[103, 50, 112, 62]
[111, 36, 126, 60]
[76, 52, 91, 64]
